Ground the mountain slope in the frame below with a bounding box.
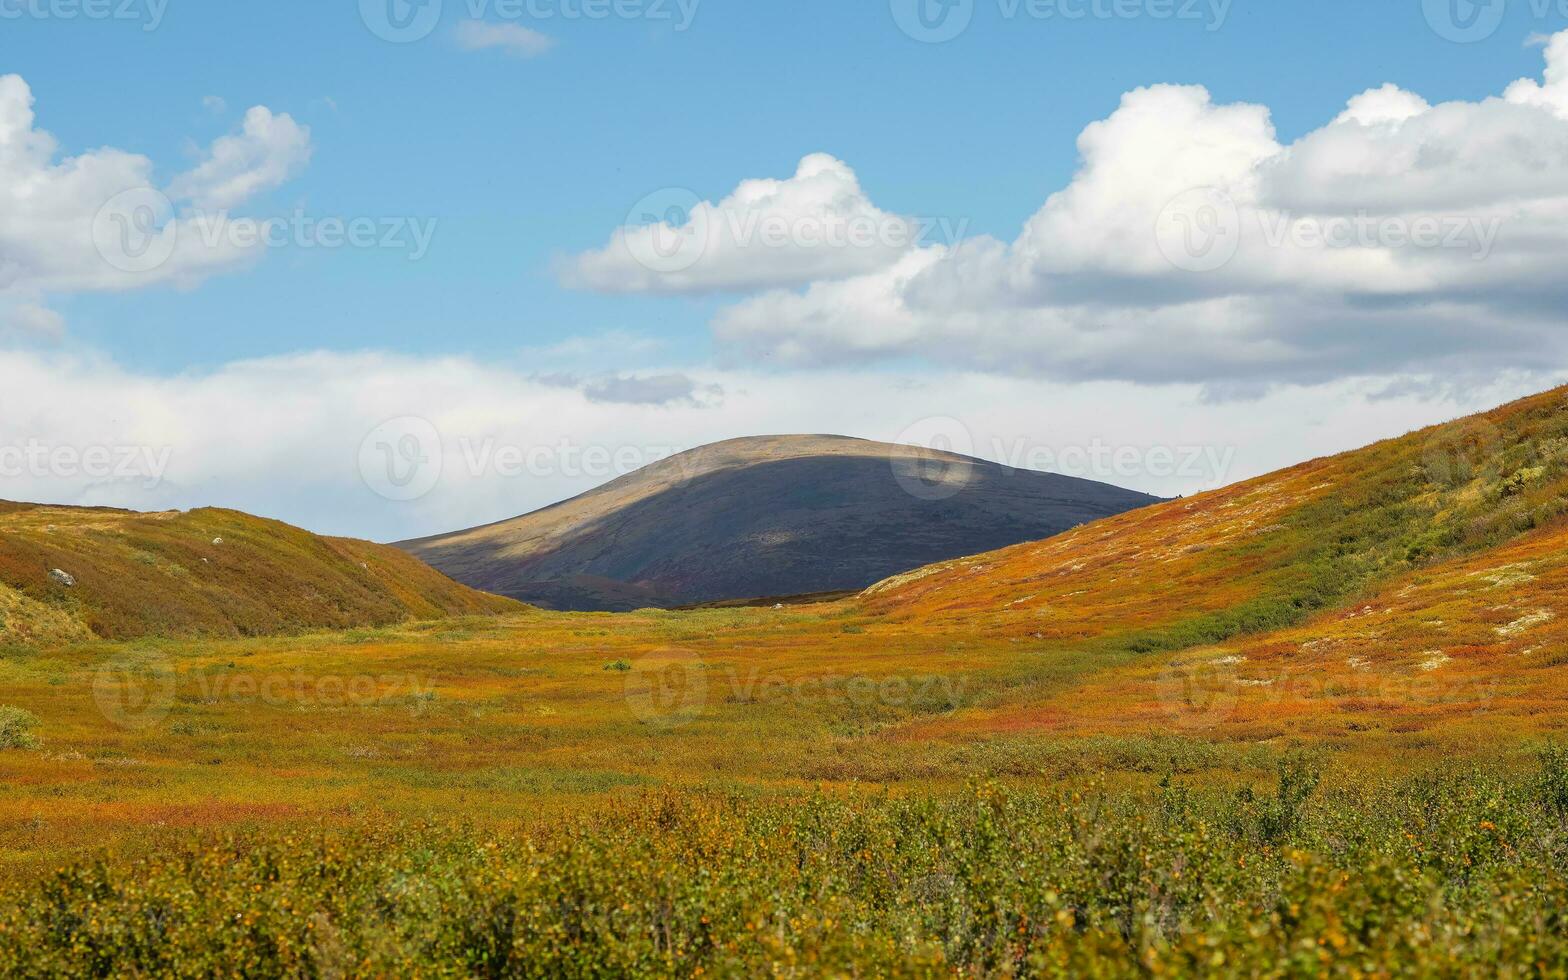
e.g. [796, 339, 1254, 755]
[855, 386, 1568, 741]
[0, 502, 522, 647]
[398, 435, 1163, 611]
[863, 387, 1568, 641]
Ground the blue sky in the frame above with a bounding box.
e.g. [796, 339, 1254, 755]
[3, 1, 1568, 539]
[7, 0, 1563, 371]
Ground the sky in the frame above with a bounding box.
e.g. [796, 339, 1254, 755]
[2, 0, 1567, 541]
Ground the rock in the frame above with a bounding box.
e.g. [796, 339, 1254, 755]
[211, 537, 224, 546]
[48, 569, 76, 588]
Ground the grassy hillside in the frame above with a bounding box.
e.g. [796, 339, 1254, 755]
[865, 385, 1568, 647]
[852, 385, 1568, 746]
[3, 390, 1568, 974]
[399, 434, 1161, 611]
[0, 502, 521, 647]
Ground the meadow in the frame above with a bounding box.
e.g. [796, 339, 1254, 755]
[6, 754, 1568, 976]
[4, 388, 1568, 974]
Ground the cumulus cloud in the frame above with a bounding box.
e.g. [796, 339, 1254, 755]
[454, 20, 557, 57]
[0, 346, 1557, 542]
[0, 301, 64, 342]
[563, 154, 923, 294]
[0, 75, 311, 312]
[592, 31, 1568, 385]
[166, 105, 312, 210]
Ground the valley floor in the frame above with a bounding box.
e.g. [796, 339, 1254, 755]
[5, 389, 1568, 973]
[0, 547, 1563, 876]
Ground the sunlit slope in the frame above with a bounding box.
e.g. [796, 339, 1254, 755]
[892, 512, 1568, 743]
[863, 386, 1568, 658]
[400, 434, 1160, 611]
[0, 503, 521, 646]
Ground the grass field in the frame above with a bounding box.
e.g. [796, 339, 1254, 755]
[4, 388, 1568, 975]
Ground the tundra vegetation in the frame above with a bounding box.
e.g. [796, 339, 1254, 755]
[3, 388, 1568, 975]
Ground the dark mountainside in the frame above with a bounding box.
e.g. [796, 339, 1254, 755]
[397, 435, 1162, 611]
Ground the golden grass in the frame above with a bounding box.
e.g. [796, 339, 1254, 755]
[4, 386, 1568, 888]
[0, 503, 520, 646]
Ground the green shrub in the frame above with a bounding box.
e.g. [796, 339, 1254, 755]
[9, 767, 1568, 975]
[0, 705, 39, 749]
[1540, 742, 1568, 817]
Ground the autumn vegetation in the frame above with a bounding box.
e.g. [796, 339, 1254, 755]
[3, 387, 1568, 974]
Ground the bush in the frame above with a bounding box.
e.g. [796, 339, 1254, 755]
[1540, 742, 1568, 817]
[0, 705, 39, 749]
[7, 767, 1568, 975]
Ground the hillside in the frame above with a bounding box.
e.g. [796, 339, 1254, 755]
[858, 385, 1568, 741]
[0, 502, 522, 646]
[397, 435, 1162, 611]
[6, 390, 1568, 977]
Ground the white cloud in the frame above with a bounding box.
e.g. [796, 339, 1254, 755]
[1504, 29, 1568, 117]
[589, 31, 1568, 385]
[167, 105, 312, 211]
[581, 372, 723, 406]
[201, 95, 228, 115]
[519, 330, 665, 365]
[0, 345, 1558, 543]
[0, 301, 64, 341]
[1333, 84, 1430, 126]
[563, 154, 921, 294]
[0, 75, 311, 313]
[454, 20, 557, 58]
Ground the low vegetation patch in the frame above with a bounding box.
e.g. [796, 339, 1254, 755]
[7, 755, 1568, 976]
[0, 706, 39, 749]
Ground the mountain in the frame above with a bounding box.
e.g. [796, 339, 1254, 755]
[397, 434, 1163, 611]
[0, 502, 522, 647]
